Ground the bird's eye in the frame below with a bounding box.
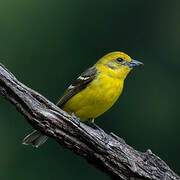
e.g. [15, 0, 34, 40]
[116, 57, 123, 62]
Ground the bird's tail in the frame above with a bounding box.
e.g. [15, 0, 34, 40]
[22, 130, 48, 148]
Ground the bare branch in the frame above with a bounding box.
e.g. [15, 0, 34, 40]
[0, 63, 179, 180]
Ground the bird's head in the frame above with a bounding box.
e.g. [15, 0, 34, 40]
[96, 51, 143, 80]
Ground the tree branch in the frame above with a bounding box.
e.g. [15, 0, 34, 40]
[0, 63, 179, 180]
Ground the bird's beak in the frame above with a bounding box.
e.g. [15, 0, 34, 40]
[127, 59, 144, 68]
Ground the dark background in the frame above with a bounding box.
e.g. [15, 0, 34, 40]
[0, 0, 180, 179]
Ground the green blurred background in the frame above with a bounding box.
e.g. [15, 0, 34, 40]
[0, 0, 180, 179]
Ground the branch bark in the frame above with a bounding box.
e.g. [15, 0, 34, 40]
[0, 63, 179, 180]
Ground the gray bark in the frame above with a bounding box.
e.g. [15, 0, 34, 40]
[0, 63, 179, 180]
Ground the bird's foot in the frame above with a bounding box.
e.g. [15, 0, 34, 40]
[72, 112, 81, 126]
[92, 122, 109, 145]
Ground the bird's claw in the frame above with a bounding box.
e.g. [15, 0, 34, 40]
[72, 112, 81, 126]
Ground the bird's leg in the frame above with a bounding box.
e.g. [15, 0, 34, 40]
[89, 118, 109, 144]
[72, 112, 81, 126]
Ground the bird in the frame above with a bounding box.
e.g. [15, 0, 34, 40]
[22, 51, 143, 147]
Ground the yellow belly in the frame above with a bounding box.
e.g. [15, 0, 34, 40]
[62, 73, 124, 121]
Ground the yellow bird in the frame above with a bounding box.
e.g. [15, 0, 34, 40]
[23, 51, 143, 147]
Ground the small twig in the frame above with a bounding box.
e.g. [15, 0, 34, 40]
[0, 63, 179, 180]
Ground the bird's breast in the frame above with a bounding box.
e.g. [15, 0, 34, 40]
[91, 73, 124, 104]
[63, 73, 124, 120]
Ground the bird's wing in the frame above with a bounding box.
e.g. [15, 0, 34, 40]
[56, 66, 98, 107]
